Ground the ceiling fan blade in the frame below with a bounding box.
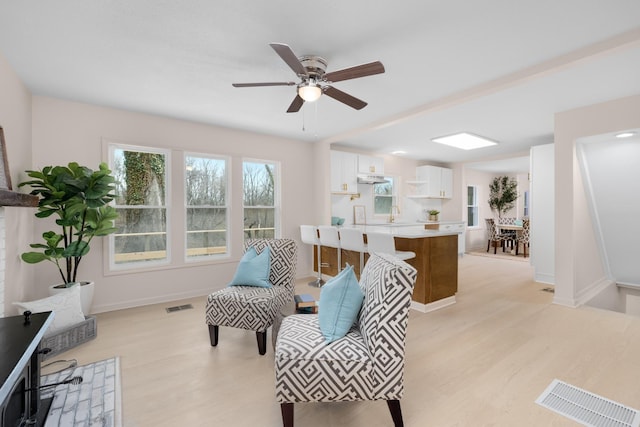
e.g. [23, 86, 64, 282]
[286, 95, 305, 113]
[323, 86, 367, 110]
[324, 61, 385, 83]
[232, 82, 296, 88]
[270, 43, 308, 77]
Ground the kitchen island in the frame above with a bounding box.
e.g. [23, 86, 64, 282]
[315, 225, 458, 312]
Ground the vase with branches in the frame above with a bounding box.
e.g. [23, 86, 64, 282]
[488, 176, 518, 219]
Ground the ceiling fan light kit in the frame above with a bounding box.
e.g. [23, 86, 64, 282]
[233, 43, 385, 113]
[298, 81, 322, 102]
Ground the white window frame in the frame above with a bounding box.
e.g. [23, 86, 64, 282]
[184, 152, 231, 262]
[107, 142, 172, 271]
[373, 176, 397, 218]
[467, 185, 480, 228]
[242, 158, 281, 241]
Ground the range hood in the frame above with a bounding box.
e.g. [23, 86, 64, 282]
[357, 174, 388, 184]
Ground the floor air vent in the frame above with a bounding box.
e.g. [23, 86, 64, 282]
[165, 304, 194, 313]
[541, 287, 555, 293]
[536, 379, 640, 427]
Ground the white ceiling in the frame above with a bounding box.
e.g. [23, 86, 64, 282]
[1, 1, 639, 173]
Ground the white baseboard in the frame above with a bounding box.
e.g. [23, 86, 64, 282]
[411, 295, 456, 313]
[91, 287, 211, 314]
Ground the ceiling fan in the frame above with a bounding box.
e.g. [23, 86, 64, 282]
[232, 43, 385, 113]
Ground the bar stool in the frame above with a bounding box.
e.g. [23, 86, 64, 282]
[338, 228, 368, 276]
[318, 225, 342, 276]
[300, 225, 325, 287]
[366, 232, 416, 261]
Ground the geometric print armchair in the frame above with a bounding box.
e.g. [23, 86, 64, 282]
[205, 238, 297, 355]
[275, 253, 417, 426]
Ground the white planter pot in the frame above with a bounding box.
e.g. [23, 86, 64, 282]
[49, 281, 95, 315]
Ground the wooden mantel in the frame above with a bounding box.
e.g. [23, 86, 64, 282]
[0, 189, 38, 207]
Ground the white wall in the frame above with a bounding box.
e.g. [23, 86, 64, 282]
[530, 144, 555, 284]
[554, 94, 640, 307]
[578, 135, 640, 285]
[462, 168, 494, 251]
[0, 52, 35, 316]
[28, 96, 317, 313]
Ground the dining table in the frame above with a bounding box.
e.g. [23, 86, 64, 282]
[498, 223, 524, 254]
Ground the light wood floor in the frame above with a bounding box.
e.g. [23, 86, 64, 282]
[56, 254, 640, 426]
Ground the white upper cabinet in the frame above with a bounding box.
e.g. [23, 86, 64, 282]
[414, 165, 453, 198]
[330, 150, 358, 194]
[357, 154, 384, 175]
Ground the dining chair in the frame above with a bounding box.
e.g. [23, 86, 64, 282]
[485, 218, 506, 254]
[497, 217, 517, 249]
[516, 218, 530, 257]
[338, 227, 368, 277]
[299, 225, 324, 287]
[366, 232, 415, 261]
[318, 225, 342, 275]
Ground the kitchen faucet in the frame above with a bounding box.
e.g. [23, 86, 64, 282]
[389, 205, 400, 223]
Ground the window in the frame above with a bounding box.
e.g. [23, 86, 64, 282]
[110, 144, 169, 268]
[243, 160, 279, 241]
[373, 177, 395, 215]
[523, 190, 529, 217]
[467, 185, 479, 227]
[185, 154, 229, 260]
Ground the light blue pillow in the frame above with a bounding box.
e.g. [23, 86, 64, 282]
[228, 247, 271, 288]
[318, 264, 364, 344]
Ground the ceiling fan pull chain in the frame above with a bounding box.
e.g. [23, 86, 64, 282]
[314, 99, 319, 138]
[302, 102, 306, 132]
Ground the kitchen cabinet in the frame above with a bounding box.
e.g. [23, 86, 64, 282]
[357, 154, 384, 175]
[415, 165, 453, 198]
[330, 150, 358, 194]
[423, 221, 466, 255]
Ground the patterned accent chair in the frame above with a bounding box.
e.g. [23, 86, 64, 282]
[516, 218, 531, 257]
[275, 253, 417, 427]
[485, 218, 506, 254]
[205, 238, 297, 355]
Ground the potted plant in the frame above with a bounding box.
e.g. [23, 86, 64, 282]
[427, 209, 440, 221]
[488, 176, 518, 219]
[19, 162, 118, 314]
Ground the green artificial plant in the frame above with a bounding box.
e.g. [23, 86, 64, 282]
[488, 176, 518, 219]
[19, 162, 118, 286]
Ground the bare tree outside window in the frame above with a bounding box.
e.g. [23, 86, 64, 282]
[243, 161, 278, 241]
[373, 177, 394, 215]
[185, 155, 228, 258]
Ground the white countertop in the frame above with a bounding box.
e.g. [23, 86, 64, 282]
[352, 224, 460, 238]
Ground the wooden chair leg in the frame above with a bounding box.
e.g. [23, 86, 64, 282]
[256, 331, 267, 355]
[387, 400, 404, 427]
[487, 239, 490, 252]
[208, 325, 218, 347]
[280, 403, 294, 427]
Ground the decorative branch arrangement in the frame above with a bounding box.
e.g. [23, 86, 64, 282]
[488, 176, 518, 219]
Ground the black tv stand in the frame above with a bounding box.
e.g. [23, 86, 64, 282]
[0, 311, 54, 427]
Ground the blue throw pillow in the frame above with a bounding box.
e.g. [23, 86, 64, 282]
[228, 247, 271, 288]
[318, 265, 364, 344]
